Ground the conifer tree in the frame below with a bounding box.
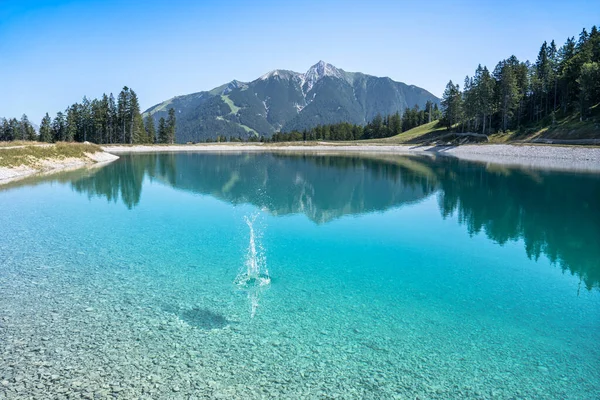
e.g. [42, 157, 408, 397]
[425, 100, 434, 123]
[145, 115, 156, 144]
[117, 87, 130, 143]
[65, 105, 77, 142]
[158, 117, 168, 143]
[578, 62, 600, 119]
[78, 97, 92, 142]
[0, 118, 11, 141]
[39, 113, 53, 143]
[441, 81, 462, 129]
[495, 58, 521, 131]
[107, 93, 117, 144]
[166, 108, 176, 144]
[478, 67, 495, 134]
[20, 114, 36, 141]
[389, 112, 402, 136]
[129, 90, 145, 144]
[52, 112, 66, 141]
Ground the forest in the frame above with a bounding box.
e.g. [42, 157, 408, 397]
[440, 25, 600, 135]
[0, 87, 176, 144]
[268, 102, 441, 142]
[199, 102, 440, 143]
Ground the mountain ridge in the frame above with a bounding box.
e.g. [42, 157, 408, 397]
[145, 61, 440, 143]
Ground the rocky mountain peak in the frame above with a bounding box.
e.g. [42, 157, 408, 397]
[303, 61, 345, 92]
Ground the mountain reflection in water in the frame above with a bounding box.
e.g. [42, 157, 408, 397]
[64, 152, 600, 290]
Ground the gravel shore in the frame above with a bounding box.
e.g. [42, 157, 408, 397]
[103, 143, 600, 173]
[0, 151, 119, 186]
[2, 143, 597, 187]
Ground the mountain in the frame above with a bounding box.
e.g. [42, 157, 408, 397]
[144, 61, 440, 143]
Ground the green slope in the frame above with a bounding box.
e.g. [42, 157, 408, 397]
[371, 104, 600, 145]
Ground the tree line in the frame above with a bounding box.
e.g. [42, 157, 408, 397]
[441, 25, 600, 134]
[269, 102, 441, 142]
[1, 87, 176, 144]
[202, 102, 441, 143]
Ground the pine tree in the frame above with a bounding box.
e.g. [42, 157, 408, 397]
[117, 87, 130, 143]
[8, 118, 19, 141]
[371, 114, 383, 138]
[129, 90, 145, 144]
[535, 41, 551, 117]
[578, 62, 600, 119]
[478, 67, 495, 134]
[389, 112, 402, 135]
[65, 105, 77, 142]
[39, 113, 53, 143]
[548, 40, 559, 115]
[558, 37, 577, 113]
[513, 61, 529, 128]
[20, 114, 36, 141]
[107, 93, 117, 144]
[145, 115, 156, 144]
[441, 81, 462, 129]
[495, 58, 521, 132]
[90, 98, 105, 144]
[52, 112, 66, 141]
[158, 117, 168, 143]
[79, 97, 92, 142]
[166, 108, 176, 144]
[462, 76, 475, 131]
[0, 118, 11, 141]
[99, 94, 111, 144]
[425, 100, 434, 123]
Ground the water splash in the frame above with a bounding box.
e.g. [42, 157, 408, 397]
[235, 213, 270, 318]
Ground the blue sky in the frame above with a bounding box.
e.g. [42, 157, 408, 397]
[1, 0, 598, 122]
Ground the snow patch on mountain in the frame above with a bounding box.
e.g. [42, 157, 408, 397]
[259, 70, 279, 80]
[303, 60, 346, 93]
[259, 69, 300, 81]
[258, 61, 353, 96]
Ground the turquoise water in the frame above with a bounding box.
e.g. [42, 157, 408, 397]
[0, 152, 599, 399]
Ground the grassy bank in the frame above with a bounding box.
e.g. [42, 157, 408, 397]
[370, 121, 447, 144]
[369, 106, 600, 146]
[0, 142, 102, 168]
[0, 141, 42, 148]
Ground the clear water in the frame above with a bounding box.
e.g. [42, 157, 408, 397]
[0, 152, 599, 399]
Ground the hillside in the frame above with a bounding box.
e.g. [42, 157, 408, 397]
[377, 102, 600, 145]
[144, 61, 440, 143]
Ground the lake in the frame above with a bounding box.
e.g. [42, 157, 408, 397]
[0, 152, 599, 399]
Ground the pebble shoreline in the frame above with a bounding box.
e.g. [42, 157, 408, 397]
[102, 143, 600, 173]
[0, 151, 119, 186]
[2, 144, 598, 188]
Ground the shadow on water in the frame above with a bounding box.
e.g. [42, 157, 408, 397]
[11, 151, 599, 290]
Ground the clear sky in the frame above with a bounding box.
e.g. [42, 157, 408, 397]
[1, 0, 598, 122]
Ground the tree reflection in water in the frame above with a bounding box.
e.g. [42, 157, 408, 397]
[69, 152, 600, 290]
